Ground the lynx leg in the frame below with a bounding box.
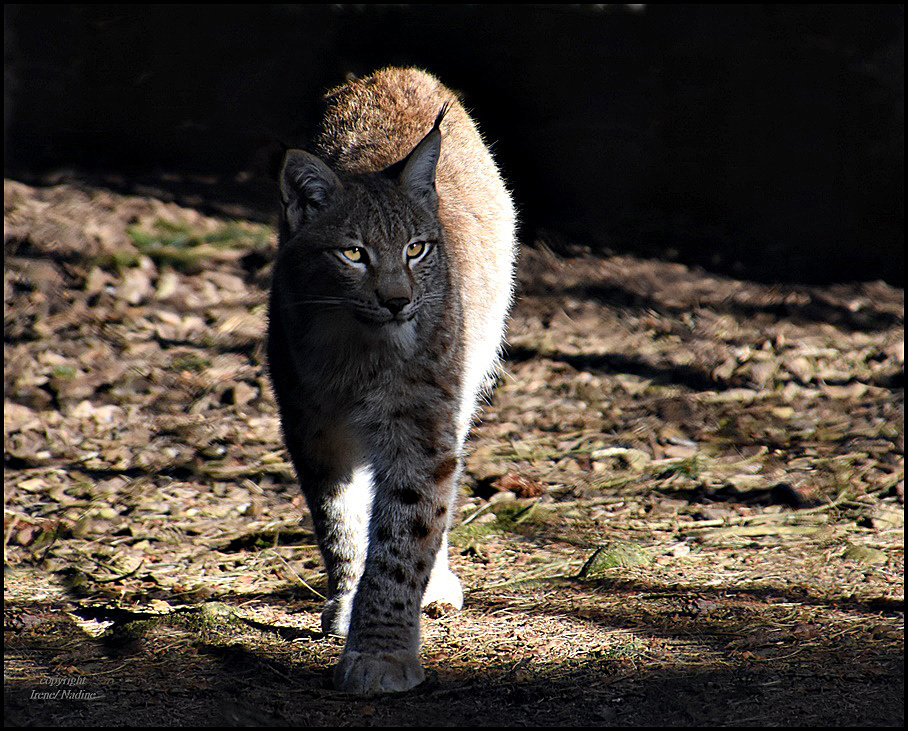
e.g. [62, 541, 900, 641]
[276, 404, 371, 637]
[335, 450, 460, 694]
[315, 464, 374, 636]
[268, 303, 373, 635]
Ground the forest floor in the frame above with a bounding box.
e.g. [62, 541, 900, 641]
[4, 178, 904, 726]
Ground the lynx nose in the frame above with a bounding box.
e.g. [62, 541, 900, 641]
[380, 296, 411, 317]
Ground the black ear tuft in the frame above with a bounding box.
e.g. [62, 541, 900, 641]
[397, 103, 449, 206]
[279, 150, 342, 235]
[433, 102, 451, 131]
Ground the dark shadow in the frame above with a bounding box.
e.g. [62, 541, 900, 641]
[504, 343, 732, 392]
[4, 589, 902, 726]
[650, 483, 824, 509]
[711, 293, 903, 334]
[560, 279, 905, 334]
[516, 244, 903, 336]
[68, 603, 322, 645]
[12, 170, 281, 227]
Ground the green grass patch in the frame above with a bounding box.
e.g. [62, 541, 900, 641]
[124, 219, 273, 272]
[577, 542, 652, 578]
[166, 353, 211, 373]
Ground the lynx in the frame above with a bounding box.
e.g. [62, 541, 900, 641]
[267, 67, 517, 694]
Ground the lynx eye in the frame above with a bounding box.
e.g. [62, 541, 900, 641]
[339, 247, 367, 264]
[405, 241, 430, 261]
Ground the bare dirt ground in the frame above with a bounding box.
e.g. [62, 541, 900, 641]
[4, 178, 904, 726]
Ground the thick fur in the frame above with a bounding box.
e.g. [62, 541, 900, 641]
[268, 67, 516, 694]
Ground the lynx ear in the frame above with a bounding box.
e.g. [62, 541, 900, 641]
[279, 149, 342, 233]
[398, 104, 448, 206]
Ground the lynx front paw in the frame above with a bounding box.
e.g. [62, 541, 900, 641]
[334, 650, 425, 694]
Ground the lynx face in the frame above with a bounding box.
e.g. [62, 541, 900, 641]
[296, 182, 444, 322]
[275, 115, 448, 351]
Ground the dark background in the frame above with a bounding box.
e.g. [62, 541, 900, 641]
[4, 4, 904, 285]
